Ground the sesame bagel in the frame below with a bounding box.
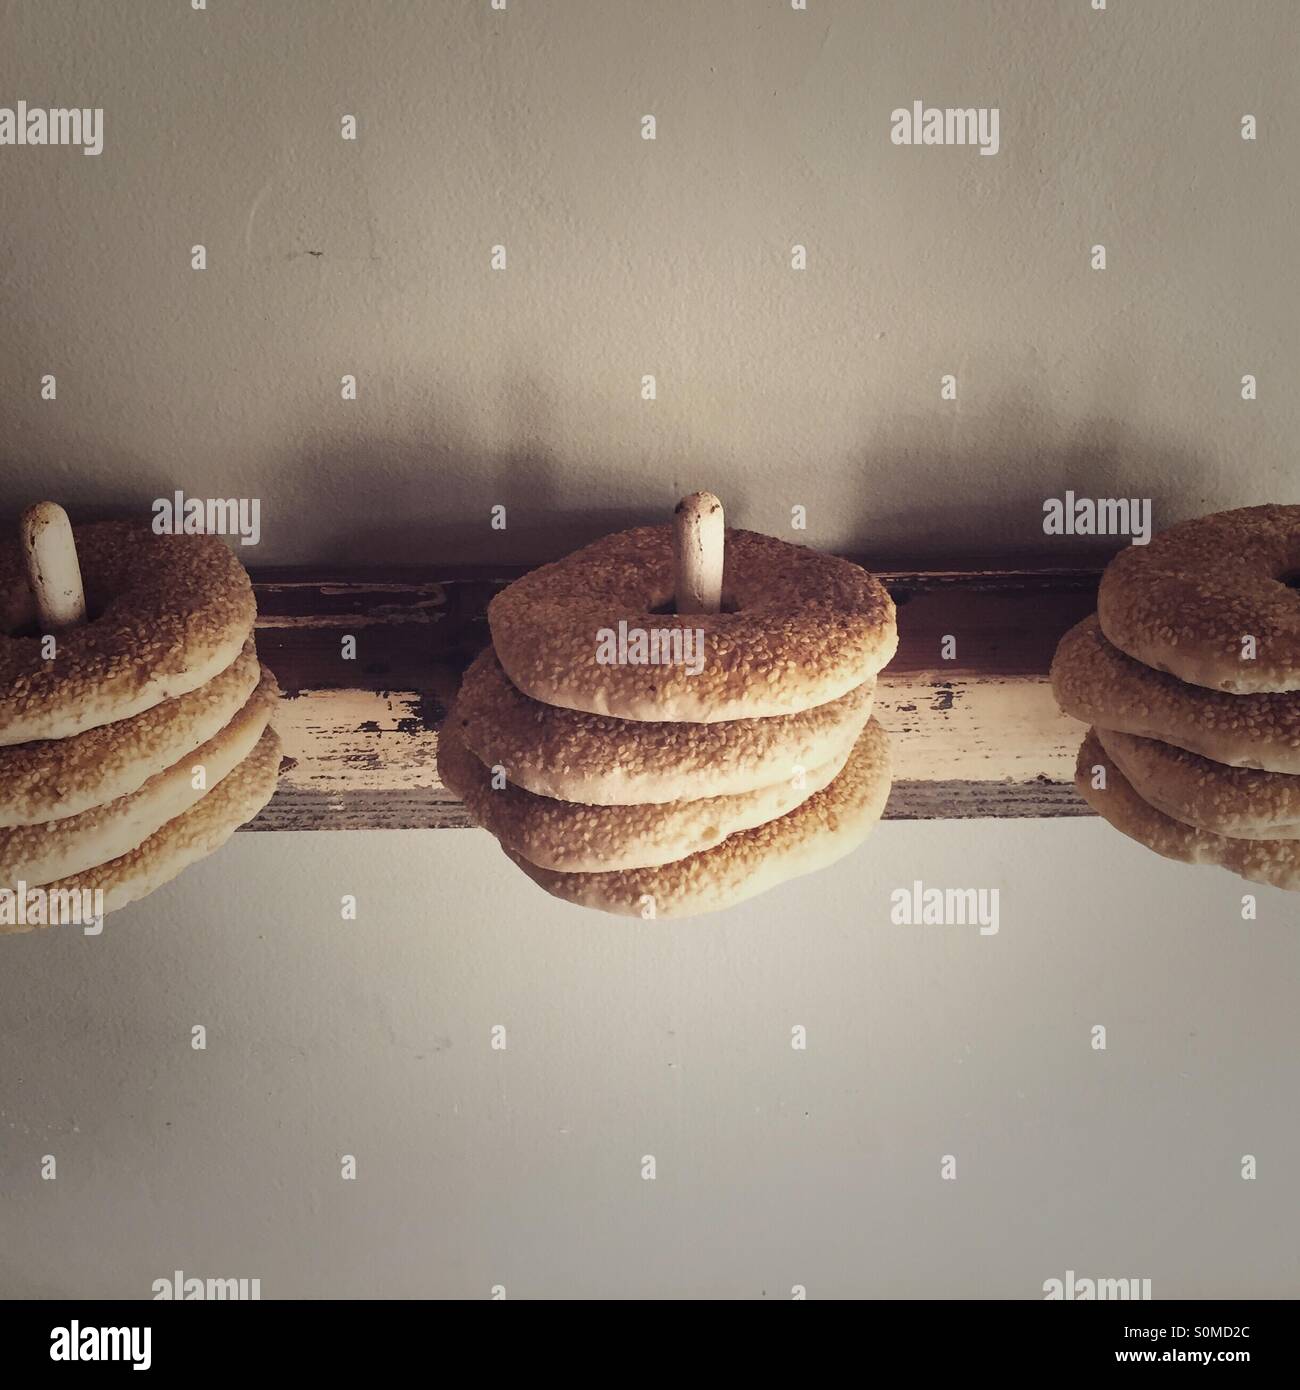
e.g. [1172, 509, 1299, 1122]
[488, 525, 896, 722]
[0, 521, 256, 745]
[1076, 729, 1300, 892]
[0, 638, 261, 827]
[501, 719, 892, 918]
[0, 667, 278, 887]
[1051, 615, 1300, 773]
[0, 725, 283, 934]
[1098, 504, 1300, 694]
[1096, 727, 1300, 840]
[438, 719, 850, 872]
[453, 646, 875, 806]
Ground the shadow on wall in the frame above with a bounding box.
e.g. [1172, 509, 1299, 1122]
[0, 394, 1236, 571]
[268, 398, 1229, 570]
[0, 452, 183, 534]
[847, 394, 1230, 571]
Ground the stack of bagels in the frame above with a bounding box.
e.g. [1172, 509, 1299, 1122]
[438, 494, 898, 918]
[0, 505, 282, 931]
[1051, 504, 1300, 892]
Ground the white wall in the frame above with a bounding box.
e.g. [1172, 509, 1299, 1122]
[2, 0, 1298, 1300]
[3, 821, 1297, 1299]
[1, 0, 1296, 564]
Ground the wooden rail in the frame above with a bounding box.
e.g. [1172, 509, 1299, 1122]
[246, 564, 1101, 831]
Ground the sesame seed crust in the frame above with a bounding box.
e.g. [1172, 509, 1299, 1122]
[0, 725, 283, 934]
[1097, 727, 1300, 840]
[1097, 504, 1300, 694]
[488, 525, 897, 722]
[0, 639, 261, 827]
[1076, 729, 1300, 892]
[0, 521, 256, 745]
[453, 646, 875, 805]
[438, 719, 849, 872]
[0, 666, 279, 886]
[1051, 615, 1300, 772]
[499, 719, 892, 918]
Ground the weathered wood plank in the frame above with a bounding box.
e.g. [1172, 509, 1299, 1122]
[244, 565, 1099, 829]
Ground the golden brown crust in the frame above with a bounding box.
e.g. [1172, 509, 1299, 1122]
[1051, 615, 1300, 772]
[501, 719, 892, 917]
[0, 521, 256, 744]
[0, 726, 283, 933]
[0, 667, 279, 885]
[488, 525, 897, 721]
[438, 719, 848, 872]
[1098, 504, 1300, 694]
[1097, 727, 1300, 839]
[1076, 729, 1300, 891]
[453, 646, 875, 805]
[0, 639, 262, 827]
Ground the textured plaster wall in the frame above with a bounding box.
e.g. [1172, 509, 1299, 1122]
[1, 0, 1296, 564]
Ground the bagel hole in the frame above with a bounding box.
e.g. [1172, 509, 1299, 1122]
[647, 592, 742, 615]
[5, 594, 108, 638]
[1281, 571, 1300, 592]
